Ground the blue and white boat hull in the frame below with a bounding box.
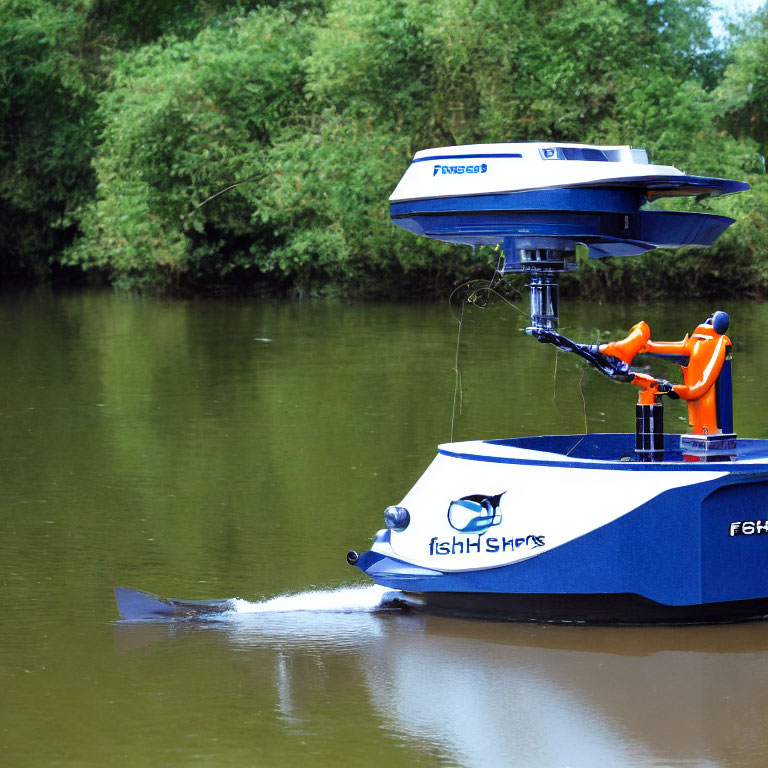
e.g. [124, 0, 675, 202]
[350, 435, 768, 623]
[354, 142, 758, 623]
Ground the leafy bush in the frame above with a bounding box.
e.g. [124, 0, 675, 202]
[65, 7, 310, 291]
[0, 0, 101, 280]
[3, 0, 768, 298]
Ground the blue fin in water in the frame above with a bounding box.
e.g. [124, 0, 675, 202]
[114, 586, 232, 620]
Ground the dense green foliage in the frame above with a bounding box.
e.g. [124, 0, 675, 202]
[1, 0, 767, 297]
[0, 1, 99, 280]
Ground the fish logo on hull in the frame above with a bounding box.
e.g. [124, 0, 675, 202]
[447, 493, 505, 535]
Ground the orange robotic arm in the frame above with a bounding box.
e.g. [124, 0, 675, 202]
[599, 321, 651, 365]
[644, 336, 690, 356]
[645, 318, 732, 435]
[598, 321, 677, 403]
[673, 334, 729, 401]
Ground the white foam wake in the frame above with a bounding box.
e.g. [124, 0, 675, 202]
[231, 585, 400, 614]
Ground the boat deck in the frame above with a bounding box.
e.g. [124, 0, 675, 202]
[437, 433, 768, 468]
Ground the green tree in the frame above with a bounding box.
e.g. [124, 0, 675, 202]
[262, 0, 752, 298]
[717, 4, 768, 155]
[65, 7, 311, 292]
[0, 0, 101, 281]
[6, 0, 766, 299]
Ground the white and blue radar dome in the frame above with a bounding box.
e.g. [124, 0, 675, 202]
[389, 142, 750, 259]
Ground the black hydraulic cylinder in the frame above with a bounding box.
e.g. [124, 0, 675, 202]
[635, 402, 665, 462]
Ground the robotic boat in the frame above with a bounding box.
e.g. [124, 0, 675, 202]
[347, 142, 768, 624]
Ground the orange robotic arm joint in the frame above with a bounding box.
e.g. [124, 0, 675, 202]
[673, 335, 728, 401]
[599, 321, 651, 365]
[643, 335, 690, 356]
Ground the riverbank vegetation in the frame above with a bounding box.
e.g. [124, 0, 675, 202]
[1, 0, 767, 298]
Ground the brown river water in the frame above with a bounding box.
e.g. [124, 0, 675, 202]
[2, 289, 768, 767]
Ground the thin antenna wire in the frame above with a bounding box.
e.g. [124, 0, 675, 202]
[578, 367, 589, 433]
[448, 278, 526, 324]
[450, 298, 466, 442]
[193, 178, 258, 210]
[446, 265, 527, 442]
[565, 434, 587, 457]
[552, 350, 558, 404]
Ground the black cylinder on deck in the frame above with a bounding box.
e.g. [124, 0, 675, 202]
[635, 402, 665, 462]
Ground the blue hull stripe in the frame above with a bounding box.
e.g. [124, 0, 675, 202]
[438, 447, 768, 473]
[412, 153, 523, 163]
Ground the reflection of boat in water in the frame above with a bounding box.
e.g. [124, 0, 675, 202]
[360, 615, 768, 767]
[347, 142, 768, 624]
[113, 592, 768, 767]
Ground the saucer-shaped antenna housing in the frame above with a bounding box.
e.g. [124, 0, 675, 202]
[389, 143, 749, 330]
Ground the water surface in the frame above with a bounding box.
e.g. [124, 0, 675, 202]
[2, 290, 768, 767]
